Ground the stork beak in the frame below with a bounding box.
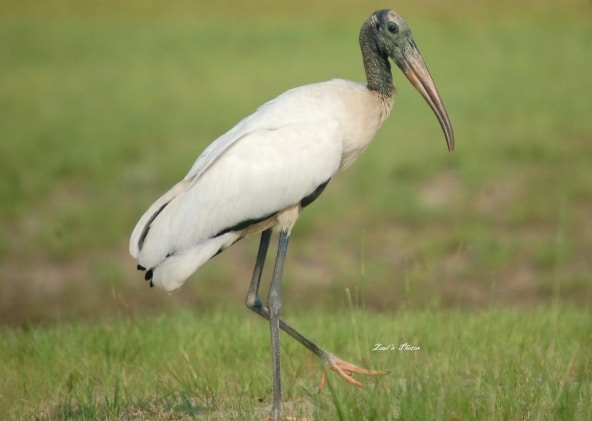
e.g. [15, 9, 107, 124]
[394, 39, 455, 151]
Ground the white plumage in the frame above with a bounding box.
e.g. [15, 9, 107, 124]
[130, 79, 392, 291]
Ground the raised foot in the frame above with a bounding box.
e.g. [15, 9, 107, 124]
[320, 353, 390, 390]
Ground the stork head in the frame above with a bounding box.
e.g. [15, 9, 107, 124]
[363, 9, 455, 151]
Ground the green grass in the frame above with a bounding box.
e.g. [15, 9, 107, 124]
[1, 0, 591, 324]
[1, 1, 591, 323]
[3, 304, 591, 420]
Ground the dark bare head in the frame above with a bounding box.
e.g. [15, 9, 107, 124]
[360, 9, 454, 151]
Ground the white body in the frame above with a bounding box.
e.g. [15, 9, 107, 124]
[130, 79, 393, 291]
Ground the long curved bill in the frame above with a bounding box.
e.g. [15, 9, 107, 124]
[398, 40, 455, 151]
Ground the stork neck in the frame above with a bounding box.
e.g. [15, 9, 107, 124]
[359, 26, 394, 99]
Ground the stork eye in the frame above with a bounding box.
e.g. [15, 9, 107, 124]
[387, 22, 399, 34]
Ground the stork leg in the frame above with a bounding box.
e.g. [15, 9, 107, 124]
[246, 229, 389, 419]
[267, 228, 289, 420]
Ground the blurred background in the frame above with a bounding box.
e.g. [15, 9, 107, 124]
[1, 0, 591, 327]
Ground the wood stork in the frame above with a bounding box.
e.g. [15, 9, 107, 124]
[130, 9, 454, 420]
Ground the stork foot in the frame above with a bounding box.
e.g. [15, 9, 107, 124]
[319, 353, 390, 391]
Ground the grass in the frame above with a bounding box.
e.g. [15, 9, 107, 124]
[1, 1, 591, 324]
[3, 304, 591, 420]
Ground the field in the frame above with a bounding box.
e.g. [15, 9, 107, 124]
[1, 0, 591, 419]
[3, 305, 592, 420]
